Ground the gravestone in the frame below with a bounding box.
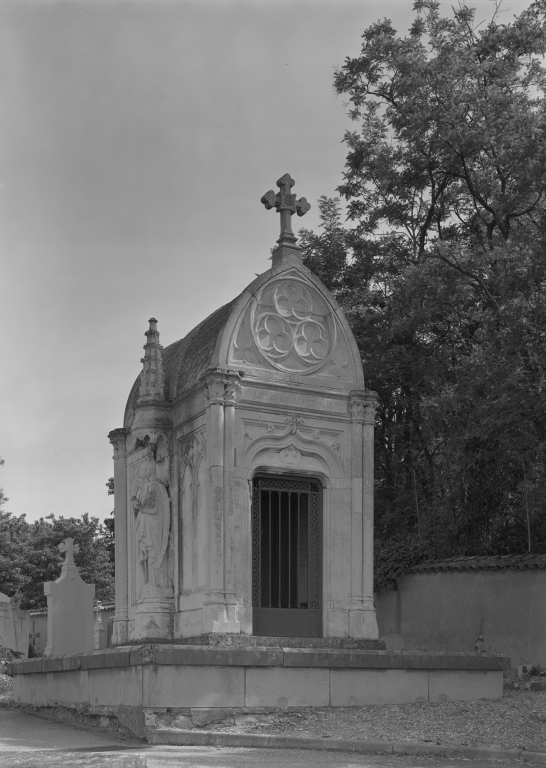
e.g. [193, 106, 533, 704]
[109, 174, 379, 644]
[0, 591, 29, 657]
[43, 538, 95, 656]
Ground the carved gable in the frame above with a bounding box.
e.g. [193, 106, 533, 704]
[227, 268, 361, 387]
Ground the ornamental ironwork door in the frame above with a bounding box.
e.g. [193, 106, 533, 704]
[252, 475, 321, 637]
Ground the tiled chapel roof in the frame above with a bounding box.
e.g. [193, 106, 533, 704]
[125, 296, 240, 418]
[410, 554, 546, 573]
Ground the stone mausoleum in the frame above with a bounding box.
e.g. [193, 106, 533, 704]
[108, 173, 378, 646]
[10, 177, 507, 738]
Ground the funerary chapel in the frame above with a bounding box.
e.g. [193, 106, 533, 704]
[108, 174, 379, 645]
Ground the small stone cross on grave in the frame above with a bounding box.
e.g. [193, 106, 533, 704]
[261, 174, 311, 251]
[59, 538, 79, 568]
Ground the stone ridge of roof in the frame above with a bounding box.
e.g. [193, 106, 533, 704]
[171, 297, 239, 398]
[410, 553, 546, 573]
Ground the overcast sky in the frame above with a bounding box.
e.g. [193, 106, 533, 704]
[0, 0, 532, 524]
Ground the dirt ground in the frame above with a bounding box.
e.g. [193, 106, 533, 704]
[203, 691, 546, 753]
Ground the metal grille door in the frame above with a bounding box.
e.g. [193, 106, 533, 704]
[252, 476, 321, 637]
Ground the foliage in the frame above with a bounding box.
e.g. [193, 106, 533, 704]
[103, 477, 115, 565]
[19, 514, 114, 610]
[0, 460, 114, 609]
[300, 1, 546, 591]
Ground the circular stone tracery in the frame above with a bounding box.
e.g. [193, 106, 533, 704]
[253, 280, 332, 372]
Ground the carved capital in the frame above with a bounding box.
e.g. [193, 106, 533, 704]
[362, 390, 379, 426]
[204, 373, 226, 405]
[204, 369, 241, 406]
[224, 375, 240, 406]
[349, 396, 365, 423]
[108, 428, 127, 457]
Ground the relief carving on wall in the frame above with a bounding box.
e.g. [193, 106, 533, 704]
[231, 276, 352, 377]
[178, 432, 207, 592]
[242, 416, 343, 460]
[132, 456, 172, 598]
[178, 434, 206, 520]
[254, 281, 330, 371]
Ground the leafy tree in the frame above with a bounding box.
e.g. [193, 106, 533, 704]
[19, 514, 114, 610]
[0, 458, 31, 602]
[0, 460, 115, 608]
[103, 477, 115, 566]
[300, 1, 546, 589]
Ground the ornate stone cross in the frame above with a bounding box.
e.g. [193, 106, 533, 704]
[261, 174, 311, 250]
[59, 537, 80, 568]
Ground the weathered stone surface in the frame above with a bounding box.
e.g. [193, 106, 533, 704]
[41, 654, 81, 672]
[428, 669, 503, 701]
[10, 657, 42, 674]
[330, 668, 429, 705]
[154, 645, 283, 667]
[11, 645, 509, 674]
[171, 634, 385, 649]
[245, 667, 329, 708]
[282, 648, 509, 670]
[144, 665, 245, 708]
[79, 647, 133, 669]
[190, 707, 235, 727]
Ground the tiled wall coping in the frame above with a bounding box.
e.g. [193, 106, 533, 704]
[9, 646, 510, 675]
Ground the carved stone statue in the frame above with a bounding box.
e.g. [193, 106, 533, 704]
[132, 458, 170, 594]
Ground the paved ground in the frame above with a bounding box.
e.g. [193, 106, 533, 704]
[0, 708, 531, 768]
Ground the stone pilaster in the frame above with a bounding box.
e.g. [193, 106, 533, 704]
[223, 376, 237, 613]
[203, 371, 227, 630]
[108, 427, 128, 645]
[203, 370, 241, 634]
[348, 394, 365, 637]
[362, 390, 379, 639]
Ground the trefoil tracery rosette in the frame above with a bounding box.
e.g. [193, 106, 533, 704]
[251, 277, 336, 374]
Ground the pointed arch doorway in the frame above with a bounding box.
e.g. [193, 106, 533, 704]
[252, 475, 322, 637]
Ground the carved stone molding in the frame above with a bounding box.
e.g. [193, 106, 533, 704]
[349, 399, 365, 423]
[280, 445, 301, 466]
[224, 376, 240, 406]
[284, 415, 305, 434]
[108, 428, 127, 458]
[252, 279, 334, 374]
[204, 369, 240, 406]
[179, 432, 206, 470]
[362, 390, 380, 425]
[130, 429, 171, 458]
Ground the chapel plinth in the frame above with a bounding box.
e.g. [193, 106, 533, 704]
[109, 175, 380, 644]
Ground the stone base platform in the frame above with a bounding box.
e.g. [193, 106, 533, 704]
[9, 644, 509, 741]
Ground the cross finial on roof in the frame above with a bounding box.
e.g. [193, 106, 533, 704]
[261, 174, 311, 252]
[59, 537, 80, 568]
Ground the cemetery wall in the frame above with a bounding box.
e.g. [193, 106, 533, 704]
[0, 597, 30, 656]
[376, 564, 546, 668]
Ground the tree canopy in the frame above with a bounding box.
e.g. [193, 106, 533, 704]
[0, 460, 114, 609]
[300, 0, 546, 590]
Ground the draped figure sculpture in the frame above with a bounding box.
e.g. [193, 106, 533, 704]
[132, 457, 170, 595]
